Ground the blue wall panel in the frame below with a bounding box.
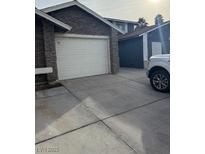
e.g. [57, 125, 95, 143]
[119, 37, 144, 68]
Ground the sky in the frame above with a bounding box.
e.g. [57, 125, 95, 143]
[36, 0, 170, 25]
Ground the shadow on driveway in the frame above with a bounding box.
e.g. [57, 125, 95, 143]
[36, 68, 170, 154]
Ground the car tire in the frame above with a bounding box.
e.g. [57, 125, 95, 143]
[150, 70, 170, 93]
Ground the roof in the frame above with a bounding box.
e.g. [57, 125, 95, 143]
[104, 17, 138, 24]
[35, 8, 72, 31]
[41, 1, 125, 34]
[119, 21, 170, 41]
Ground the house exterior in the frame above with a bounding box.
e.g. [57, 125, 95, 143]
[105, 17, 138, 33]
[35, 8, 72, 84]
[35, 1, 124, 85]
[118, 21, 170, 68]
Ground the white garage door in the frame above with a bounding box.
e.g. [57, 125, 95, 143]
[55, 34, 110, 80]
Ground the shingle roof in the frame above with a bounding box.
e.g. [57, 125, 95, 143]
[119, 21, 170, 41]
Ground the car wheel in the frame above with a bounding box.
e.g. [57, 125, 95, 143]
[150, 70, 170, 93]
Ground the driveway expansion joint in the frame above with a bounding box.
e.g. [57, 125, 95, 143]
[35, 120, 100, 145]
[35, 96, 168, 145]
[117, 74, 147, 85]
[102, 96, 169, 121]
[100, 120, 138, 154]
[62, 84, 103, 121]
[62, 85, 82, 102]
[35, 93, 66, 100]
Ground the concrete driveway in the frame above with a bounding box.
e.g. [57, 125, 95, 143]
[36, 68, 170, 154]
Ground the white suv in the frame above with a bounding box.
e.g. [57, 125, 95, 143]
[147, 54, 170, 93]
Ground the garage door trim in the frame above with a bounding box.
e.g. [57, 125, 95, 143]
[55, 33, 109, 39]
[55, 33, 111, 80]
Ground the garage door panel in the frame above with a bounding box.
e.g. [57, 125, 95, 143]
[55, 35, 110, 80]
[57, 56, 108, 66]
[57, 54, 107, 59]
[57, 49, 107, 56]
[57, 64, 109, 71]
[58, 66, 107, 79]
[56, 38, 107, 52]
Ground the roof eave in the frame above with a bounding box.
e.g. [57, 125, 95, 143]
[105, 17, 138, 24]
[41, 1, 125, 34]
[139, 22, 170, 36]
[119, 35, 141, 41]
[35, 8, 72, 31]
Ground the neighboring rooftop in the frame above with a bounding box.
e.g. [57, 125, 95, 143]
[119, 21, 170, 40]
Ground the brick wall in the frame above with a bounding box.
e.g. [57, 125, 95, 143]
[49, 6, 120, 74]
[35, 15, 58, 83]
[50, 6, 110, 35]
[42, 20, 58, 82]
[35, 16, 47, 83]
[35, 6, 120, 85]
[110, 28, 120, 73]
